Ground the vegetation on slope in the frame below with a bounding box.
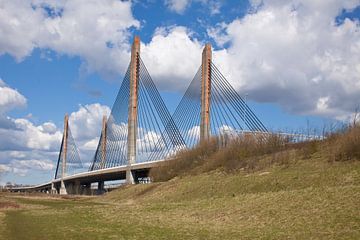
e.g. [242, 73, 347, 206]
[150, 125, 360, 181]
[0, 125, 359, 239]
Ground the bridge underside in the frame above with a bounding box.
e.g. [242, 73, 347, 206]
[11, 40, 271, 195]
[10, 161, 162, 195]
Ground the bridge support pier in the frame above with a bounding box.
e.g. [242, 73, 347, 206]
[66, 180, 81, 195]
[59, 180, 67, 195]
[126, 169, 135, 185]
[97, 181, 105, 195]
[83, 183, 91, 195]
[127, 36, 140, 184]
[59, 114, 68, 195]
[74, 180, 80, 195]
[51, 182, 57, 194]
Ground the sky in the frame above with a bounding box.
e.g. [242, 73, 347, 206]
[0, 0, 359, 185]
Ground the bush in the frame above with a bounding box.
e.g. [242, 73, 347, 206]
[150, 134, 291, 182]
[328, 125, 360, 161]
[150, 125, 360, 182]
[150, 138, 219, 182]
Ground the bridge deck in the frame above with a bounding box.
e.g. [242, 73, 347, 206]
[9, 160, 164, 192]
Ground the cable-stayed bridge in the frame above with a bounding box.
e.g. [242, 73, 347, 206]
[10, 36, 310, 195]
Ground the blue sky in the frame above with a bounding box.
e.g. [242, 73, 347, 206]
[0, 0, 359, 185]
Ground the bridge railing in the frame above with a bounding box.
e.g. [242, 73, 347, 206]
[217, 129, 325, 147]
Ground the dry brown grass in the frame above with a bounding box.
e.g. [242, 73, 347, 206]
[327, 124, 360, 161]
[0, 201, 20, 209]
[150, 138, 219, 181]
[150, 125, 360, 182]
[151, 134, 295, 181]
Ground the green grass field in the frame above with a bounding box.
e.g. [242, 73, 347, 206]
[1, 156, 359, 239]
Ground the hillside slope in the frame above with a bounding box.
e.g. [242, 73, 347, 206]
[1, 127, 360, 239]
[102, 157, 360, 239]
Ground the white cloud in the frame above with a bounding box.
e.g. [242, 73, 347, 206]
[142, 26, 203, 91]
[165, 0, 191, 14]
[0, 101, 111, 180]
[205, 0, 360, 120]
[0, 164, 11, 173]
[0, 117, 62, 151]
[13, 159, 54, 171]
[69, 103, 111, 165]
[187, 125, 200, 139]
[0, 159, 54, 176]
[0, 79, 62, 180]
[0, 79, 61, 151]
[145, 1, 360, 120]
[82, 137, 100, 151]
[0, 80, 27, 113]
[69, 103, 111, 142]
[0, 80, 112, 180]
[39, 122, 57, 134]
[0, 0, 139, 77]
[164, 0, 223, 15]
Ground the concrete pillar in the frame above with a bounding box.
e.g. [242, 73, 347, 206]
[51, 182, 57, 194]
[73, 180, 80, 195]
[60, 114, 68, 195]
[97, 181, 105, 195]
[83, 183, 91, 195]
[200, 44, 212, 142]
[59, 180, 67, 195]
[126, 36, 140, 184]
[100, 115, 107, 169]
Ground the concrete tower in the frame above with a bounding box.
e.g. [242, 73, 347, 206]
[59, 114, 69, 195]
[200, 44, 212, 142]
[126, 36, 140, 184]
[100, 115, 107, 169]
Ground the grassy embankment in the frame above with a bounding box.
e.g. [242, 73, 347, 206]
[0, 126, 359, 239]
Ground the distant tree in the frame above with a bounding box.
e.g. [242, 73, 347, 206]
[352, 106, 359, 127]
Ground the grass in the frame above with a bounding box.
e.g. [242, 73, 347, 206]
[0, 126, 360, 239]
[150, 125, 360, 182]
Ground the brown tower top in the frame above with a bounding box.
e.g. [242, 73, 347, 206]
[131, 36, 140, 55]
[200, 43, 212, 142]
[202, 43, 212, 61]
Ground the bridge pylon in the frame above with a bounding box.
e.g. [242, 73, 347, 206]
[59, 114, 69, 195]
[127, 36, 140, 184]
[200, 43, 212, 142]
[100, 115, 107, 169]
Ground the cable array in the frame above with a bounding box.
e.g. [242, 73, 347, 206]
[170, 62, 267, 148]
[89, 58, 185, 170]
[55, 124, 83, 179]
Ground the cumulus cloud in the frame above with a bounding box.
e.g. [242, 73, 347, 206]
[164, 0, 222, 15]
[0, 117, 62, 151]
[0, 80, 72, 179]
[0, 79, 61, 151]
[0, 146, 58, 175]
[68, 103, 111, 164]
[165, 0, 191, 14]
[142, 26, 203, 91]
[0, 159, 54, 176]
[0, 78, 27, 113]
[0, 0, 139, 77]
[207, 0, 360, 120]
[0, 101, 111, 180]
[0, 79, 113, 181]
[150, 1, 360, 120]
[69, 103, 111, 142]
[187, 125, 200, 139]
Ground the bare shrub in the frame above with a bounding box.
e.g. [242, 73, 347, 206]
[328, 125, 360, 161]
[150, 124, 360, 182]
[150, 133, 292, 181]
[150, 138, 218, 181]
